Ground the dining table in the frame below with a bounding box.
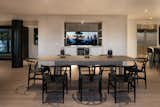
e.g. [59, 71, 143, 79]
[38, 55, 134, 67]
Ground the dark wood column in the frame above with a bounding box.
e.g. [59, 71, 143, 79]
[12, 20, 23, 68]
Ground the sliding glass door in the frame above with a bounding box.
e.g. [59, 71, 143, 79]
[137, 24, 157, 57]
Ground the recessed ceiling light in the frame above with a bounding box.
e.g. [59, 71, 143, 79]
[149, 17, 153, 20]
[144, 9, 149, 13]
[81, 20, 85, 24]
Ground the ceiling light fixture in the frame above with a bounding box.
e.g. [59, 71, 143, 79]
[80, 20, 85, 24]
[143, 8, 153, 24]
[144, 9, 149, 13]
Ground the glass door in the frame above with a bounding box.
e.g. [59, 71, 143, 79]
[137, 24, 157, 57]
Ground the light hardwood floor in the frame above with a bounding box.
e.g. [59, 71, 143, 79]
[0, 61, 160, 107]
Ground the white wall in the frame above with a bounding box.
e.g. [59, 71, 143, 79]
[38, 15, 127, 57]
[127, 19, 137, 57]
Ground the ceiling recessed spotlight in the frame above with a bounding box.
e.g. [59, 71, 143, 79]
[149, 17, 153, 20]
[144, 9, 149, 13]
[81, 20, 85, 24]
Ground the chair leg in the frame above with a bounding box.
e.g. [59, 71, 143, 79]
[34, 74, 36, 84]
[134, 80, 136, 103]
[80, 91, 82, 101]
[69, 70, 72, 86]
[99, 79, 102, 102]
[66, 81, 68, 94]
[27, 78, 30, 90]
[65, 73, 68, 94]
[136, 79, 139, 85]
[69, 67, 71, 80]
[79, 79, 82, 101]
[114, 81, 117, 103]
[69, 71, 71, 80]
[63, 81, 65, 103]
[144, 74, 147, 88]
[27, 69, 31, 90]
[100, 91, 102, 102]
[144, 78, 147, 88]
[78, 79, 80, 93]
[128, 83, 130, 93]
[27, 72, 31, 90]
[42, 88, 45, 104]
[108, 79, 110, 94]
[46, 85, 47, 93]
[80, 83, 82, 101]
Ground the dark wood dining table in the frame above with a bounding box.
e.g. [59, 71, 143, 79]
[38, 55, 134, 66]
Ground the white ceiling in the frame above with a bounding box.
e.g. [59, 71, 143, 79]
[0, 0, 160, 19]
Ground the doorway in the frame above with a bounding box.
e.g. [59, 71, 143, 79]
[137, 24, 157, 57]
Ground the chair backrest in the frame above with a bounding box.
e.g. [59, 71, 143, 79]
[34, 61, 39, 71]
[122, 64, 138, 82]
[135, 57, 147, 72]
[27, 60, 37, 72]
[78, 65, 103, 77]
[78, 65, 91, 75]
[147, 48, 153, 53]
[154, 48, 160, 54]
[41, 65, 50, 77]
[52, 65, 68, 76]
[100, 65, 118, 73]
[41, 65, 51, 83]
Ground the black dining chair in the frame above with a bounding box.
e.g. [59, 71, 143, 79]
[108, 65, 136, 103]
[154, 48, 160, 63]
[58, 53, 72, 81]
[78, 65, 103, 102]
[134, 57, 148, 88]
[42, 65, 68, 103]
[51, 65, 68, 93]
[27, 61, 44, 90]
[147, 47, 154, 63]
[62, 65, 71, 81]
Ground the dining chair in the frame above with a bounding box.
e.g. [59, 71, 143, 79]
[108, 65, 136, 103]
[154, 48, 160, 63]
[42, 65, 67, 103]
[27, 60, 44, 90]
[58, 54, 72, 81]
[78, 65, 103, 102]
[134, 57, 148, 88]
[147, 47, 154, 62]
